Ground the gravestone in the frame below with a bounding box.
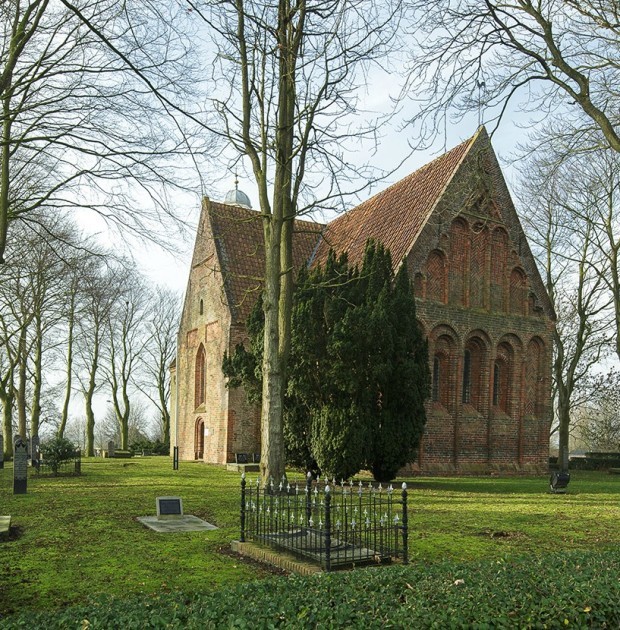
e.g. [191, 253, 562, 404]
[156, 496, 183, 519]
[0, 433, 4, 469]
[13, 437, 28, 494]
[107, 440, 115, 458]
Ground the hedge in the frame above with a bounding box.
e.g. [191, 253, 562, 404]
[2, 549, 620, 628]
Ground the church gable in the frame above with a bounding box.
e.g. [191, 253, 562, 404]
[408, 128, 554, 321]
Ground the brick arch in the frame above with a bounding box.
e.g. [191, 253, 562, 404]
[194, 343, 206, 409]
[449, 218, 469, 306]
[429, 324, 459, 412]
[426, 249, 447, 303]
[470, 223, 488, 310]
[462, 331, 491, 412]
[490, 227, 509, 313]
[509, 267, 527, 315]
[524, 337, 546, 416]
[493, 341, 515, 414]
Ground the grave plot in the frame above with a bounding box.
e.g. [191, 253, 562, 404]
[239, 474, 409, 571]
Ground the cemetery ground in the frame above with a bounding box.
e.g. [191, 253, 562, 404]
[1, 458, 620, 627]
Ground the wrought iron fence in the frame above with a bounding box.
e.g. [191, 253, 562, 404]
[33, 449, 81, 476]
[240, 473, 408, 571]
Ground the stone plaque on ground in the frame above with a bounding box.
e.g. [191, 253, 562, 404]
[156, 496, 183, 519]
[13, 437, 28, 494]
[0, 433, 4, 469]
[107, 440, 115, 458]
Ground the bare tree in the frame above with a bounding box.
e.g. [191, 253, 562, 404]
[1, 0, 206, 264]
[577, 373, 620, 452]
[189, 0, 405, 482]
[519, 145, 615, 468]
[404, 0, 620, 151]
[74, 256, 116, 455]
[104, 269, 146, 450]
[0, 216, 77, 442]
[137, 287, 179, 447]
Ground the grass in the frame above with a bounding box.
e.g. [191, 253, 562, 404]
[1, 457, 620, 619]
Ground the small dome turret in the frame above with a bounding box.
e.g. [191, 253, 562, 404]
[224, 173, 252, 208]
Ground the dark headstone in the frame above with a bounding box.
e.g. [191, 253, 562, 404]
[235, 453, 249, 464]
[107, 440, 116, 458]
[13, 437, 28, 495]
[253, 452, 261, 464]
[156, 496, 183, 519]
[0, 434, 4, 469]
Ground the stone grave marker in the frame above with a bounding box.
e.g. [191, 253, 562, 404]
[138, 496, 218, 533]
[156, 496, 183, 519]
[107, 440, 115, 458]
[0, 433, 4, 469]
[13, 437, 28, 494]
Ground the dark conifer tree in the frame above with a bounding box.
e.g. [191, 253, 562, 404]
[223, 241, 429, 481]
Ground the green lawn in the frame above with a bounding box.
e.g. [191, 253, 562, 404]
[1, 457, 619, 618]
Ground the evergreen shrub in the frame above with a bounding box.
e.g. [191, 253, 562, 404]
[39, 436, 78, 476]
[3, 549, 620, 628]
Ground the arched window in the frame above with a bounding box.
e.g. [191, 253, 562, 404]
[525, 338, 545, 416]
[462, 350, 471, 404]
[432, 331, 456, 412]
[494, 342, 514, 414]
[462, 337, 487, 411]
[492, 362, 500, 406]
[195, 344, 206, 408]
[199, 299, 204, 315]
[426, 250, 447, 303]
[432, 356, 440, 402]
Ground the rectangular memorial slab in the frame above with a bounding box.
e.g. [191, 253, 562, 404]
[156, 496, 183, 519]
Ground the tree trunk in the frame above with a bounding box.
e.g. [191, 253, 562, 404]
[58, 293, 76, 437]
[29, 318, 43, 439]
[17, 326, 28, 439]
[1, 391, 13, 458]
[260, 215, 286, 485]
[84, 332, 99, 456]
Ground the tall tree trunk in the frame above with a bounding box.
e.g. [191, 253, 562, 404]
[29, 318, 43, 438]
[58, 291, 76, 437]
[260, 216, 285, 484]
[1, 390, 13, 458]
[84, 330, 99, 455]
[17, 326, 28, 439]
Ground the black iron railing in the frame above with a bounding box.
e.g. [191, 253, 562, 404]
[240, 473, 408, 571]
[33, 449, 81, 476]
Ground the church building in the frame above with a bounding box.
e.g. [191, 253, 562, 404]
[171, 128, 555, 474]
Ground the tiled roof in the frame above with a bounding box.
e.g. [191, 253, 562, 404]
[313, 134, 475, 268]
[208, 202, 323, 323]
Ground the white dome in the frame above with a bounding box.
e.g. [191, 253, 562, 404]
[224, 187, 252, 208]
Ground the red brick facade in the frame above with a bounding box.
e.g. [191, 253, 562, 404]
[172, 128, 554, 474]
